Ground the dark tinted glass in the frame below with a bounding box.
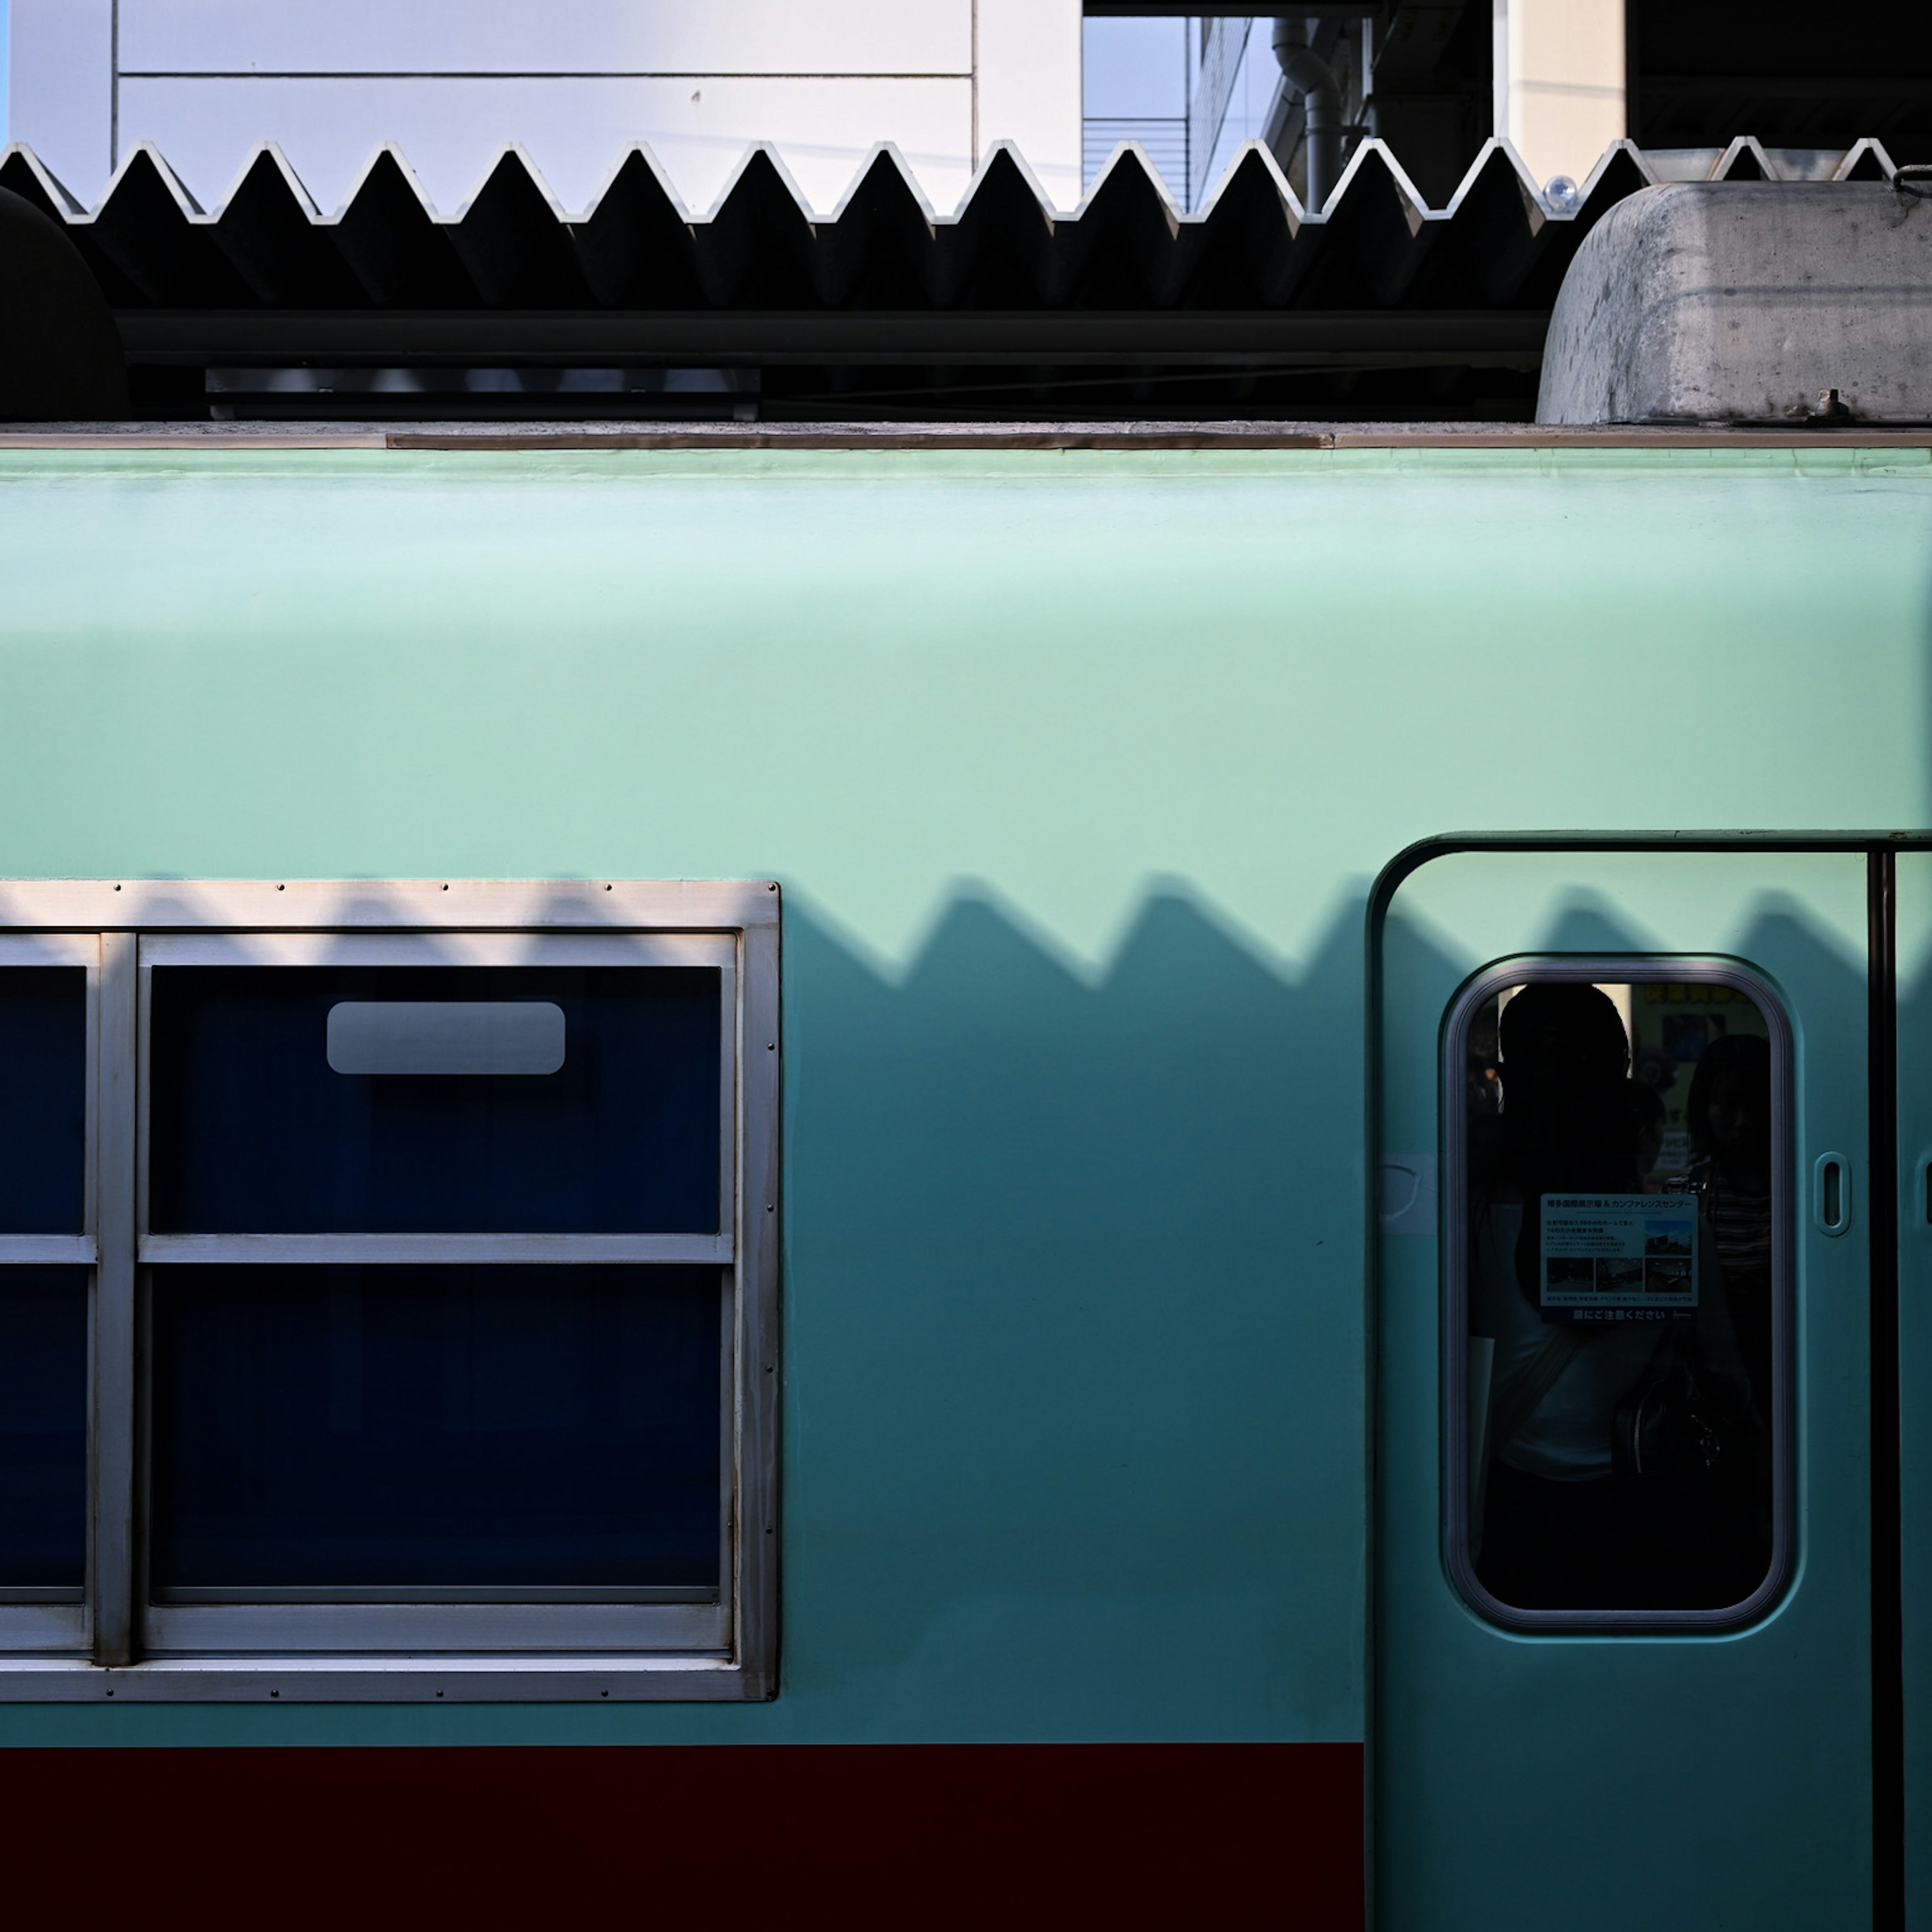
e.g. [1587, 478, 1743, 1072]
[1463, 977, 1777, 1616]
[0, 968, 85, 1234]
[148, 1266, 721, 1594]
[148, 967, 720, 1233]
[0, 1268, 88, 1590]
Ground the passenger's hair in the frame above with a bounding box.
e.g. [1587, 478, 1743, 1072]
[1498, 981, 1629, 1084]
[1685, 1031, 1772, 1159]
[1493, 984, 1637, 1304]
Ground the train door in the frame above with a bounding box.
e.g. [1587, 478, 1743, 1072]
[1373, 847, 1874, 1930]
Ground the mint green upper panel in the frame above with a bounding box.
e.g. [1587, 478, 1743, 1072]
[0, 445, 1925, 1746]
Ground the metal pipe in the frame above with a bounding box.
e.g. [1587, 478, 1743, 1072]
[1272, 19, 1342, 214]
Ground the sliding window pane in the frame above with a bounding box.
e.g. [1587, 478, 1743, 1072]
[148, 1266, 722, 1596]
[0, 1268, 88, 1591]
[148, 967, 720, 1233]
[0, 969, 85, 1233]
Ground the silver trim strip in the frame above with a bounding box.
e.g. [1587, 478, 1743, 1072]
[137, 1233, 731, 1264]
[93, 935, 138, 1665]
[141, 1600, 729, 1654]
[0, 1237, 95, 1264]
[0, 880, 780, 931]
[0, 1656, 747, 1702]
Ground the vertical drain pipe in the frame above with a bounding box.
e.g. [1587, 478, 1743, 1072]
[1273, 19, 1342, 214]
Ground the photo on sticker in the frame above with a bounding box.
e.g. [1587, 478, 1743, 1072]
[1645, 1256, 1692, 1294]
[1644, 1221, 1692, 1258]
[1545, 1255, 1595, 1292]
[1597, 1254, 1644, 1294]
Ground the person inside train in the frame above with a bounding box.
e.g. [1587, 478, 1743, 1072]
[1627, 1077, 1665, 1187]
[1669, 1033, 1775, 1424]
[1470, 984, 1765, 1612]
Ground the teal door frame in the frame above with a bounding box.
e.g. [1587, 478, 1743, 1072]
[1365, 831, 1921, 1932]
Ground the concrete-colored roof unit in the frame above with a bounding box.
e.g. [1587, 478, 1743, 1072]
[1540, 179, 1932, 424]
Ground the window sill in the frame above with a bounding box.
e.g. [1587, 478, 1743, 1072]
[0, 1657, 770, 1702]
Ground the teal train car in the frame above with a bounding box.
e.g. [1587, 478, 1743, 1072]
[0, 432, 1928, 1928]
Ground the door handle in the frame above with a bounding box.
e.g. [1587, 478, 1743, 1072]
[1813, 1153, 1852, 1236]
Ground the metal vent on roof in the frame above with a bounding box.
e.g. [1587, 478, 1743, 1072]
[0, 134, 1902, 422]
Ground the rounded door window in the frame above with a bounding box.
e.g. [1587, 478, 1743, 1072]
[1447, 967, 1790, 1630]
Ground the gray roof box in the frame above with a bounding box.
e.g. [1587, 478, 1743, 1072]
[1537, 181, 1932, 425]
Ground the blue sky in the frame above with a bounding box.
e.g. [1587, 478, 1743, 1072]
[1082, 15, 1283, 206]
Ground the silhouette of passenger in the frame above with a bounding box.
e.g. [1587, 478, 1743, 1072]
[1628, 1077, 1666, 1184]
[1471, 984, 1760, 1611]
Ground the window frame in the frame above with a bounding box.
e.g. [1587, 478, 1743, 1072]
[0, 880, 780, 1702]
[1440, 954, 1797, 1636]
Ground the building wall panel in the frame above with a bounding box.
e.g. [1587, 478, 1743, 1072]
[119, 0, 973, 79]
[117, 74, 976, 215]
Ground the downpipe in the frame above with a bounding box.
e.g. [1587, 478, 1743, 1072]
[1272, 19, 1342, 215]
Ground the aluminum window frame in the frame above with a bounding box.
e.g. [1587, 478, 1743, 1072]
[1440, 954, 1797, 1636]
[0, 880, 780, 1702]
[136, 927, 737, 1657]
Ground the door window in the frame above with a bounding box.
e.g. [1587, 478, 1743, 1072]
[1446, 962, 1793, 1630]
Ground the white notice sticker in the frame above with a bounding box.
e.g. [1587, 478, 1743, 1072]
[1539, 1193, 1697, 1324]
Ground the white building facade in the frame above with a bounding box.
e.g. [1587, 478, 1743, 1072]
[6, 0, 1084, 216]
[6, 2, 1651, 219]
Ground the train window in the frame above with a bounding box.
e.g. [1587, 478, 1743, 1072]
[1444, 964, 1792, 1633]
[0, 966, 87, 1233]
[0, 1268, 89, 1597]
[147, 964, 722, 1233]
[0, 888, 778, 1698]
[148, 1266, 723, 1600]
[135, 930, 745, 1663]
[0, 945, 93, 1651]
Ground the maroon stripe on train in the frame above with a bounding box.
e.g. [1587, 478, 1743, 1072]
[8, 1740, 1361, 1927]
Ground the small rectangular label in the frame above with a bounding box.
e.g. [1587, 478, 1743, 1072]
[326, 1001, 565, 1076]
[1540, 1192, 1697, 1323]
